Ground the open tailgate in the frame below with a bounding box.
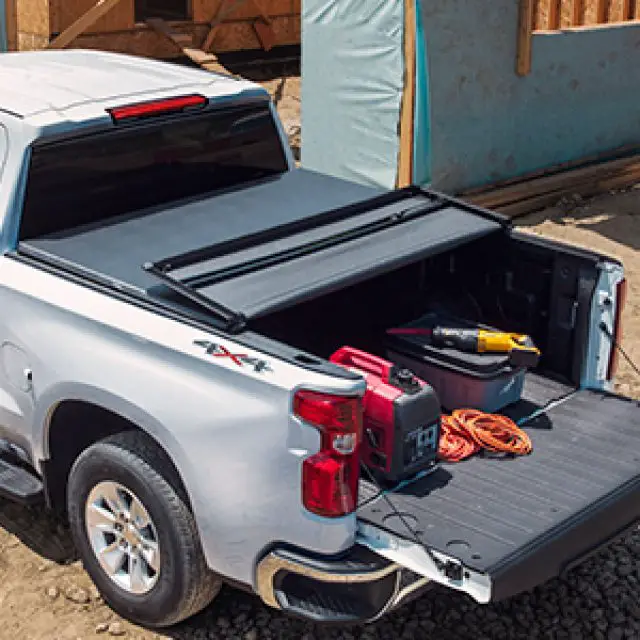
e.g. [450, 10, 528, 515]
[356, 381, 640, 603]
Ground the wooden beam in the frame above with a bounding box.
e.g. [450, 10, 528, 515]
[251, 0, 274, 24]
[596, 0, 609, 22]
[253, 20, 277, 50]
[517, 0, 534, 76]
[461, 143, 640, 197]
[250, 0, 276, 50]
[145, 18, 231, 74]
[621, 0, 632, 19]
[202, 0, 251, 52]
[466, 156, 640, 219]
[548, 0, 561, 29]
[571, 0, 583, 25]
[396, 0, 417, 188]
[467, 155, 640, 209]
[47, 0, 125, 49]
[4, 0, 17, 51]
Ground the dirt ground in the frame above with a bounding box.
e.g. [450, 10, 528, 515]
[0, 69, 639, 639]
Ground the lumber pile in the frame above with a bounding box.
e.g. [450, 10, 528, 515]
[462, 149, 640, 218]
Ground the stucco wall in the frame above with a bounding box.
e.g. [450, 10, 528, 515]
[421, 0, 640, 192]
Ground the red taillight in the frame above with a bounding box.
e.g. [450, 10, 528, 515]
[108, 95, 207, 122]
[607, 278, 628, 381]
[294, 390, 362, 518]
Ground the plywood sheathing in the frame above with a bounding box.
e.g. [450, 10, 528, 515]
[48, 0, 128, 48]
[51, 0, 134, 35]
[194, 0, 299, 23]
[16, 0, 50, 49]
[16, 0, 300, 54]
[72, 14, 299, 57]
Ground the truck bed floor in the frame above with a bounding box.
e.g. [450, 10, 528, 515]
[357, 374, 640, 598]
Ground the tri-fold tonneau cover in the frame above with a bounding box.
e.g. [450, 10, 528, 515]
[23, 169, 504, 325]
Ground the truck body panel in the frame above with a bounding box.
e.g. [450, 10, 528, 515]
[0, 255, 362, 584]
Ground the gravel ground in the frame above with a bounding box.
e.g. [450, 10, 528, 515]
[161, 529, 640, 640]
[0, 504, 638, 640]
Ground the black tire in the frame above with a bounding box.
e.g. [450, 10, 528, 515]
[67, 430, 222, 628]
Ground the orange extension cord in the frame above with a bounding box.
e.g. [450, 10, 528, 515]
[439, 409, 533, 462]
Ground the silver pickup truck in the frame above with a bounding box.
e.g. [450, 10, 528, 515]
[0, 49, 638, 629]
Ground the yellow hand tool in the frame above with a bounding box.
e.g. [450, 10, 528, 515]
[430, 327, 541, 369]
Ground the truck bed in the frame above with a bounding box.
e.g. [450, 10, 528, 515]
[357, 374, 640, 600]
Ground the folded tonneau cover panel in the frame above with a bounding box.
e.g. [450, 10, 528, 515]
[191, 203, 498, 318]
[357, 377, 640, 601]
[21, 168, 504, 323]
[23, 169, 381, 293]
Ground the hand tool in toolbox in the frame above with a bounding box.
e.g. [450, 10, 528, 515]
[330, 347, 441, 484]
[388, 326, 541, 369]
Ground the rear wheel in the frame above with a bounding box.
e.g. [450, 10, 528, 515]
[67, 431, 222, 627]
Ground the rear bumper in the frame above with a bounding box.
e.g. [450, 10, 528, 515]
[255, 544, 429, 623]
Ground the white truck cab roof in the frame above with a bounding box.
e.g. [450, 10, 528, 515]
[0, 49, 261, 122]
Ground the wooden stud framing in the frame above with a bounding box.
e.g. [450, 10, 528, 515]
[596, 0, 609, 22]
[517, 0, 535, 76]
[571, 0, 583, 25]
[621, 0, 632, 19]
[48, 0, 125, 49]
[4, 0, 17, 50]
[396, 0, 417, 188]
[548, 0, 561, 29]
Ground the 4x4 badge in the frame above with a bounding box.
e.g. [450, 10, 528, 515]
[194, 340, 272, 373]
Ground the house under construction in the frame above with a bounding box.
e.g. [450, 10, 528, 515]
[4, 0, 300, 66]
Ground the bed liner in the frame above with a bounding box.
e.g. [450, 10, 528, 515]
[357, 374, 640, 600]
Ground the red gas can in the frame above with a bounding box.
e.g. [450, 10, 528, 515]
[330, 347, 441, 484]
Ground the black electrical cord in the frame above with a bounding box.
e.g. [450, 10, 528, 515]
[599, 322, 640, 378]
[359, 462, 449, 574]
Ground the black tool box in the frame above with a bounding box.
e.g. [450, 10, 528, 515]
[385, 312, 526, 413]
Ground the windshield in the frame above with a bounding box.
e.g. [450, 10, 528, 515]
[20, 101, 289, 239]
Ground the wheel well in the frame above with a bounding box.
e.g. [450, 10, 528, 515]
[44, 400, 188, 515]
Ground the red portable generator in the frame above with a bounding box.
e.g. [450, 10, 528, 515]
[330, 347, 441, 484]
